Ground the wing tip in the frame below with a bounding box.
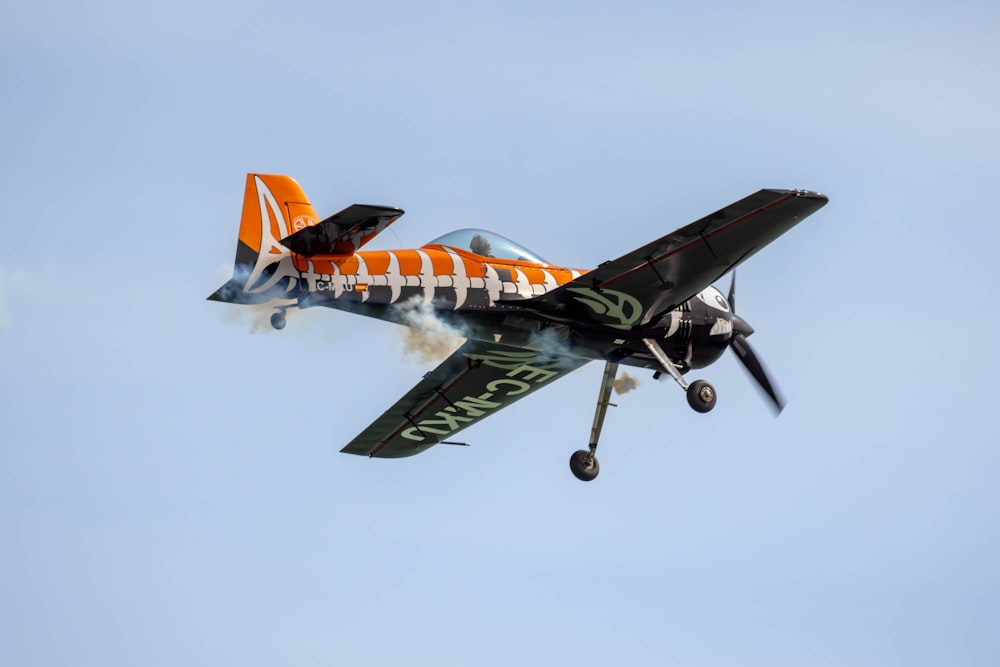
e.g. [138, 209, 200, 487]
[765, 188, 829, 204]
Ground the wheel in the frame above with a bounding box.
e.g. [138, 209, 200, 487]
[270, 312, 287, 330]
[569, 449, 600, 482]
[686, 380, 716, 413]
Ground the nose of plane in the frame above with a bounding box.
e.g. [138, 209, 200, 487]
[732, 313, 755, 338]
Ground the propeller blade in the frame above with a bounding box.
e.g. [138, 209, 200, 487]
[727, 271, 736, 313]
[729, 333, 785, 414]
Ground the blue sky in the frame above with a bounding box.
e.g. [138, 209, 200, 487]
[2, 1, 999, 665]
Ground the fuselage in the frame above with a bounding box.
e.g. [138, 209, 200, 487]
[288, 236, 735, 374]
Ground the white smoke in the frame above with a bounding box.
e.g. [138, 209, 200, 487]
[613, 371, 639, 395]
[215, 264, 300, 334]
[396, 298, 465, 363]
[222, 302, 300, 334]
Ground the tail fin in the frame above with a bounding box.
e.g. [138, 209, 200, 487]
[208, 174, 318, 304]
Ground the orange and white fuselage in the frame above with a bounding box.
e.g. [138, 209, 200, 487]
[293, 247, 580, 308]
[209, 174, 585, 336]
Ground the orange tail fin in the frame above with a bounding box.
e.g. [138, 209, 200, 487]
[208, 174, 318, 304]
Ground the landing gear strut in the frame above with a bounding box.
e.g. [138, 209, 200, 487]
[570, 360, 618, 482]
[643, 338, 716, 413]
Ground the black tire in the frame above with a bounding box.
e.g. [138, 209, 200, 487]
[569, 449, 600, 482]
[270, 312, 287, 330]
[686, 380, 716, 413]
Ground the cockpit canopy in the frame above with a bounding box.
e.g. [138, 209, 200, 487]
[425, 228, 549, 265]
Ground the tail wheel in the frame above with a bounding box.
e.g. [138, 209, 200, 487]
[569, 450, 600, 482]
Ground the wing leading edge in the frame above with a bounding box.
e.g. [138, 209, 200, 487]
[342, 339, 589, 458]
[524, 189, 828, 329]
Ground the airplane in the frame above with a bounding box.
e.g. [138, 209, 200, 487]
[209, 173, 828, 481]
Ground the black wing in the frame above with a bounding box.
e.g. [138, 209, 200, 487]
[525, 189, 828, 329]
[341, 339, 589, 458]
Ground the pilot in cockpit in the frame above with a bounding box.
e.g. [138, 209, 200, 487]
[469, 233, 494, 257]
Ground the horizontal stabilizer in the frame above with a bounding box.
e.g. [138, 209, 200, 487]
[280, 204, 404, 256]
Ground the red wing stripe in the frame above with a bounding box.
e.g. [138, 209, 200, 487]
[600, 193, 795, 288]
[367, 363, 477, 457]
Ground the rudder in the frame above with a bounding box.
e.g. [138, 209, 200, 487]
[208, 173, 318, 304]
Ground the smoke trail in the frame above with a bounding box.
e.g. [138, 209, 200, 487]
[214, 264, 302, 334]
[222, 302, 302, 334]
[613, 371, 639, 395]
[396, 298, 465, 363]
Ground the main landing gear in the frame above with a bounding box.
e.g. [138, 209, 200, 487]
[569, 449, 600, 482]
[643, 338, 716, 413]
[568, 339, 717, 482]
[569, 360, 618, 482]
[686, 379, 716, 413]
